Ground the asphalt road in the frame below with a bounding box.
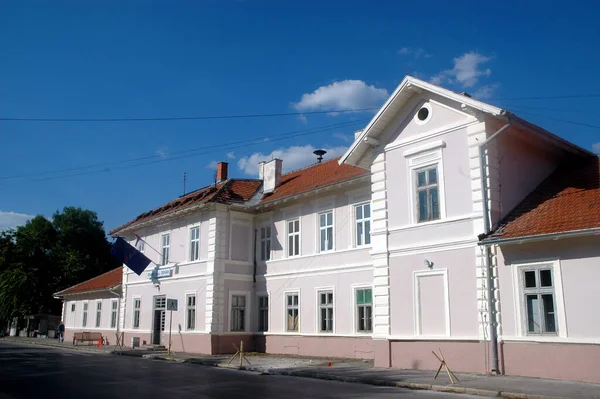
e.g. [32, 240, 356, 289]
[0, 342, 475, 399]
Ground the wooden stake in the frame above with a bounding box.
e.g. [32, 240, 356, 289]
[432, 348, 459, 384]
[226, 341, 251, 369]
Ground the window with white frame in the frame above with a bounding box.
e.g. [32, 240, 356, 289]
[110, 300, 118, 329]
[260, 226, 271, 261]
[132, 298, 141, 329]
[286, 293, 299, 332]
[287, 219, 300, 257]
[82, 303, 88, 327]
[355, 203, 371, 246]
[136, 237, 144, 253]
[71, 303, 75, 312]
[161, 234, 170, 265]
[186, 294, 196, 330]
[258, 295, 268, 332]
[319, 211, 334, 252]
[95, 301, 102, 328]
[356, 288, 373, 333]
[521, 267, 557, 335]
[416, 166, 440, 222]
[318, 291, 334, 332]
[189, 227, 200, 261]
[230, 295, 246, 332]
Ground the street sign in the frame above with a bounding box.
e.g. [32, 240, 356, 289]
[147, 268, 172, 279]
[166, 299, 178, 311]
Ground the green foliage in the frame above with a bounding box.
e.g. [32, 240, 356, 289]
[0, 207, 119, 321]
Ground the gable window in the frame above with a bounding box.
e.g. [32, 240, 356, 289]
[356, 288, 373, 333]
[521, 268, 557, 335]
[355, 203, 371, 246]
[136, 237, 145, 253]
[416, 166, 440, 222]
[287, 219, 300, 257]
[230, 295, 246, 332]
[110, 300, 118, 329]
[260, 226, 271, 261]
[286, 293, 299, 332]
[258, 295, 269, 332]
[189, 227, 200, 261]
[318, 291, 334, 332]
[132, 298, 141, 329]
[95, 302, 102, 328]
[161, 234, 170, 265]
[186, 294, 196, 330]
[319, 211, 334, 252]
[82, 303, 88, 327]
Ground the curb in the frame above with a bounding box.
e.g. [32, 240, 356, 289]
[111, 351, 570, 399]
[1, 338, 111, 354]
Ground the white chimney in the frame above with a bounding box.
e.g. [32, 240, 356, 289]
[258, 161, 266, 180]
[262, 159, 283, 194]
[354, 129, 364, 140]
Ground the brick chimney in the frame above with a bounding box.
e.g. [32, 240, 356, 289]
[216, 162, 228, 182]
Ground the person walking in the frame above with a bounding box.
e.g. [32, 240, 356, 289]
[57, 321, 65, 343]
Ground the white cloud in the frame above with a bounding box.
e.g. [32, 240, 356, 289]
[431, 52, 493, 88]
[332, 132, 353, 142]
[226, 152, 236, 160]
[398, 47, 432, 59]
[472, 84, 499, 100]
[293, 80, 388, 113]
[593, 142, 600, 154]
[0, 211, 36, 231]
[206, 161, 218, 169]
[237, 145, 349, 176]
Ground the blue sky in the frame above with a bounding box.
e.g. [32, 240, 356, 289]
[1, 1, 599, 232]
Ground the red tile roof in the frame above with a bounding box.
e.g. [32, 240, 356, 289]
[260, 158, 369, 204]
[56, 268, 122, 296]
[110, 158, 368, 234]
[485, 156, 600, 241]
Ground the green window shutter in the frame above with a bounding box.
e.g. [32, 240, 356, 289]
[365, 289, 372, 304]
[356, 289, 365, 305]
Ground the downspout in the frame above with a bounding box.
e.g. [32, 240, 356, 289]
[478, 117, 511, 375]
[109, 288, 121, 344]
[253, 229, 257, 285]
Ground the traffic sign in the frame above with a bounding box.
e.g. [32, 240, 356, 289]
[166, 299, 178, 311]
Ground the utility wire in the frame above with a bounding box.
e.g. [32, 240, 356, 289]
[492, 94, 600, 101]
[0, 108, 377, 122]
[506, 107, 600, 130]
[3, 119, 368, 184]
[0, 119, 365, 181]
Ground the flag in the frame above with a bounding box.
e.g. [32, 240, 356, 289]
[110, 237, 152, 276]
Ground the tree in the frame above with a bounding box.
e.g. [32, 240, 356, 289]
[0, 207, 119, 322]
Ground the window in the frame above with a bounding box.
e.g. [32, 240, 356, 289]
[355, 203, 371, 246]
[189, 227, 200, 261]
[287, 219, 300, 257]
[133, 299, 141, 329]
[186, 294, 196, 330]
[318, 291, 334, 332]
[286, 293, 299, 332]
[356, 288, 373, 333]
[522, 268, 557, 335]
[258, 295, 269, 332]
[319, 211, 333, 252]
[414, 102, 432, 125]
[161, 234, 170, 265]
[110, 300, 118, 329]
[416, 166, 440, 222]
[260, 226, 271, 261]
[71, 304, 75, 312]
[95, 302, 102, 328]
[82, 303, 88, 327]
[230, 295, 246, 332]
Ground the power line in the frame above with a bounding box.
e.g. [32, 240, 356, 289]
[0, 119, 365, 181]
[3, 119, 368, 184]
[0, 108, 378, 122]
[492, 94, 600, 101]
[506, 108, 600, 130]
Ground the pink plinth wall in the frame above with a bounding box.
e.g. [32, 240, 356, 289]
[389, 340, 488, 374]
[262, 335, 374, 359]
[63, 328, 117, 346]
[500, 341, 600, 383]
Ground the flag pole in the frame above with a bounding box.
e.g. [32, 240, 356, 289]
[133, 234, 166, 263]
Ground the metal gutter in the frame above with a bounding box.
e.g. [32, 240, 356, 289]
[479, 227, 600, 246]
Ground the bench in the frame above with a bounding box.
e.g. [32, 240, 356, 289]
[73, 332, 104, 346]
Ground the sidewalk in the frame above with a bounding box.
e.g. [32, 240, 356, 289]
[120, 350, 600, 399]
[1, 336, 117, 354]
